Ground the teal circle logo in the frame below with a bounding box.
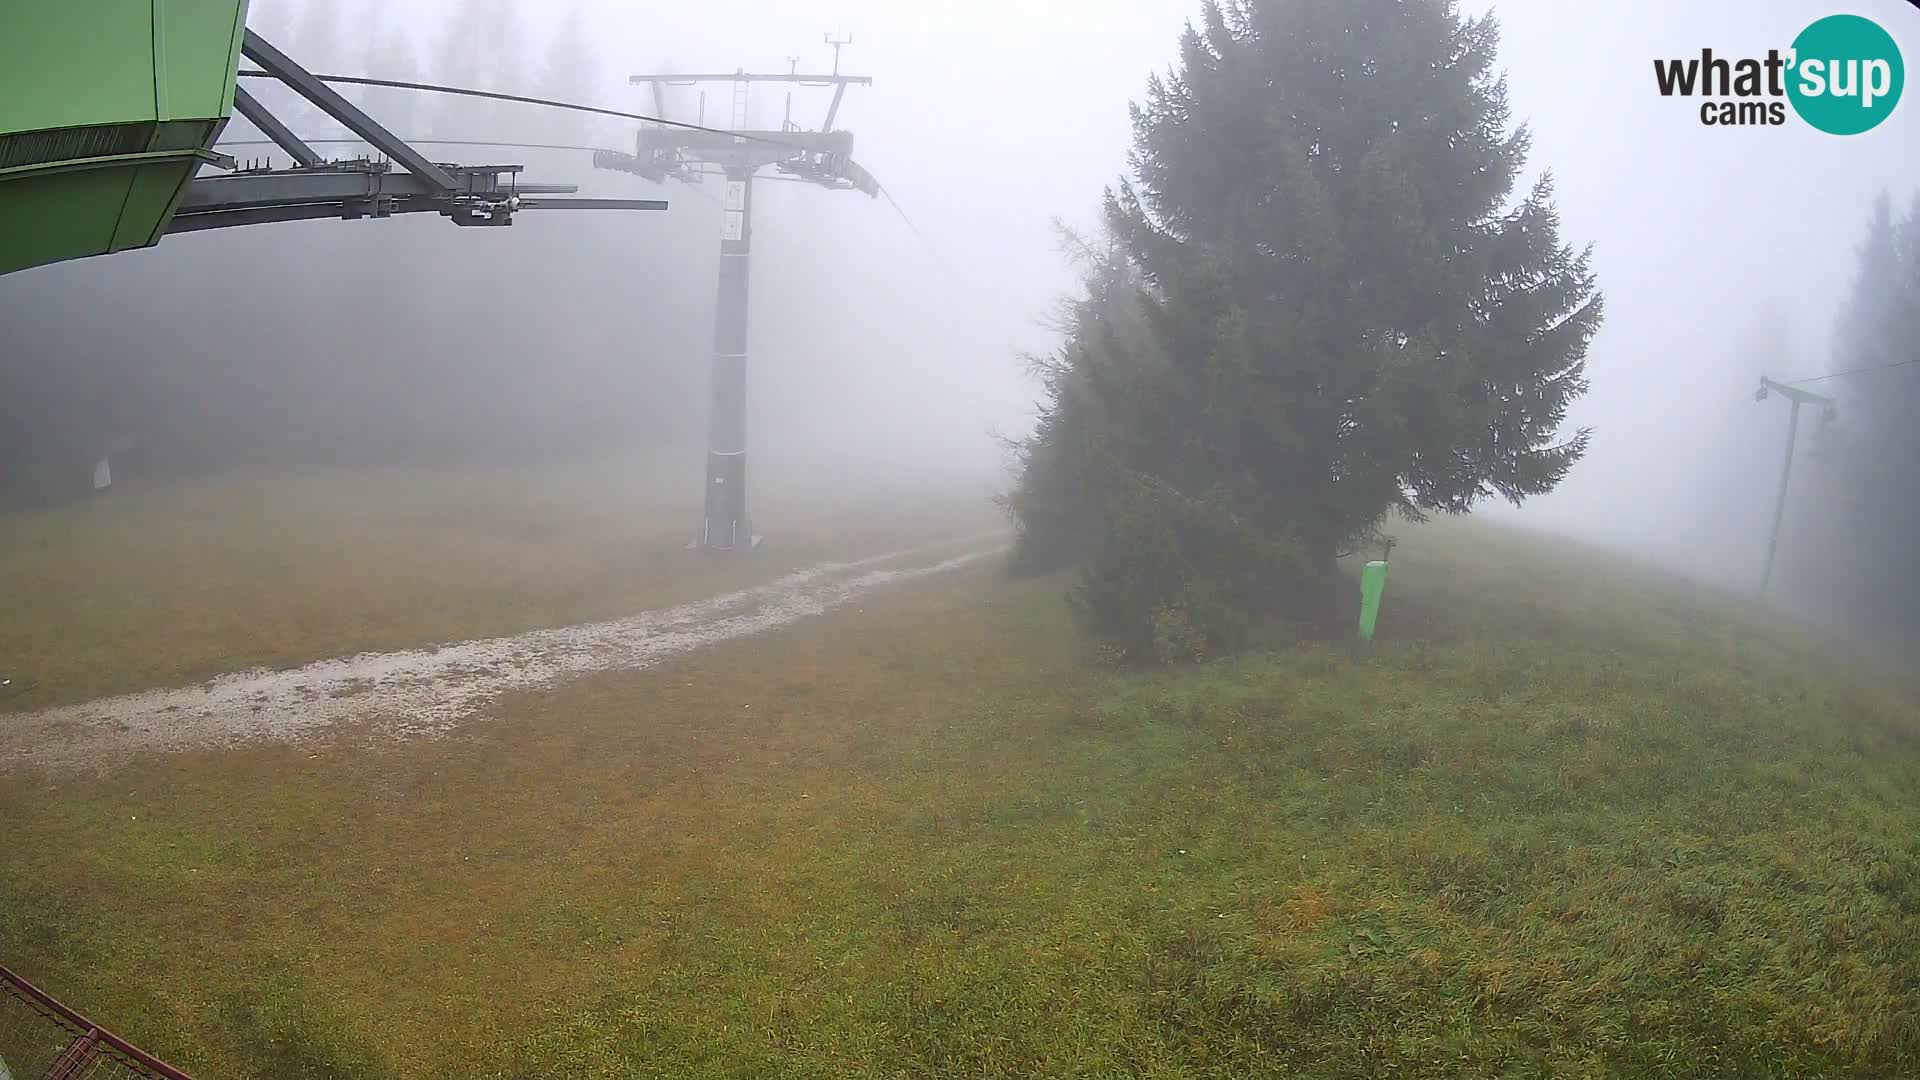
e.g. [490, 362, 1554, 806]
[1787, 15, 1904, 135]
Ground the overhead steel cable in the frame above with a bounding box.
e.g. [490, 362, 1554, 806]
[232, 69, 815, 151]
[1782, 358, 1920, 386]
[875, 182, 932, 246]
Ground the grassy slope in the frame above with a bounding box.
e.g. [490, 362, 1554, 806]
[0, 458, 996, 710]
[3, 517, 1919, 1078]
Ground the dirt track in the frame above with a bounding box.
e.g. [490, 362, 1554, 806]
[0, 536, 1002, 772]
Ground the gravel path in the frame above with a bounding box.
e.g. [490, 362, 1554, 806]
[0, 536, 1003, 772]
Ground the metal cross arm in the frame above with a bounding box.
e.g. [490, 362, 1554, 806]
[240, 30, 457, 191]
[515, 197, 670, 211]
[231, 85, 322, 168]
[1756, 377, 1838, 410]
[180, 32, 673, 235]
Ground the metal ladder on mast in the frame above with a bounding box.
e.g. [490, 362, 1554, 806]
[730, 78, 750, 130]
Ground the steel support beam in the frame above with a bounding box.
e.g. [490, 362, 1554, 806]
[240, 30, 458, 191]
[168, 197, 666, 234]
[166, 200, 434, 233]
[184, 167, 405, 209]
[824, 83, 849, 131]
[1759, 398, 1802, 600]
[231, 85, 322, 168]
[181, 167, 572, 212]
[516, 197, 669, 211]
[150, 32, 673, 242]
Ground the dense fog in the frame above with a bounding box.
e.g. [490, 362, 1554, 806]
[3, 0, 1917, 631]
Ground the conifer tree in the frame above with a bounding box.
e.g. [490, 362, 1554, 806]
[1015, 0, 1604, 658]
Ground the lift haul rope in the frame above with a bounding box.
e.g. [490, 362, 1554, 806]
[233, 70, 816, 152]
[1782, 358, 1920, 386]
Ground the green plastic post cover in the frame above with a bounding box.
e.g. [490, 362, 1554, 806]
[1358, 560, 1389, 642]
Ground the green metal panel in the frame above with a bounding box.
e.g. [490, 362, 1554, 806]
[6, 172, 128, 261]
[158, 1, 249, 120]
[0, 10, 156, 134]
[0, 0, 250, 276]
[115, 161, 200, 249]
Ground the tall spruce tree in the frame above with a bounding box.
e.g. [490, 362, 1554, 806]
[1795, 193, 1920, 635]
[537, 7, 601, 145]
[1019, 0, 1603, 659]
[1005, 225, 1158, 576]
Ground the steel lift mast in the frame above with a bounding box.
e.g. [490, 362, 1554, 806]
[1753, 376, 1838, 599]
[595, 36, 878, 551]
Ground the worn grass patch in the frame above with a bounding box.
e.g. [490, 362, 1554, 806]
[0, 456, 996, 710]
[3, 518, 1918, 1078]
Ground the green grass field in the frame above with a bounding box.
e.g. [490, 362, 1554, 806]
[0, 456, 996, 711]
[3, 471, 1919, 1079]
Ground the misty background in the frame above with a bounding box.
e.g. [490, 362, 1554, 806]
[2, 0, 1916, 612]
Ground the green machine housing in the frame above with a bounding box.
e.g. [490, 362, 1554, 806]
[0, 1, 250, 276]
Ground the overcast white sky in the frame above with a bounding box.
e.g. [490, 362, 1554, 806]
[243, 0, 1920, 572]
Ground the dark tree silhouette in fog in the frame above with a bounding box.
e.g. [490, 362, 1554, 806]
[1012, 0, 1603, 660]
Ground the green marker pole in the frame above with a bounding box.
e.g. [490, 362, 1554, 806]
[1358, 561, 1389, 642]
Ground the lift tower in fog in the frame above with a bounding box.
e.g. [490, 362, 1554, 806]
[596, 37, 878, 551]
[1753, 376, 1837, 599]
